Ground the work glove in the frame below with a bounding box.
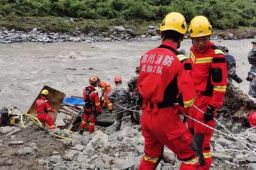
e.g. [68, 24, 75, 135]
[204, 105, 215, 122]
[233, 75, 243, 83]
[95, 111, 102, 117]
[246, 76, 252, 81]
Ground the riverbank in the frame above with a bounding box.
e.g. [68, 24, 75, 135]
[0, 16, 255, 43]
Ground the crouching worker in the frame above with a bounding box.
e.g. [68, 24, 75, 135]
[80, 76, 102, 134]
[137, 12, 199, 170]
[98, 78, 113, 113]
[108, 75, 131, 131]
[35, 89, 56, 129]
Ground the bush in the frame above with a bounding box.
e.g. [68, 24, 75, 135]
[0, 0, 255, 29]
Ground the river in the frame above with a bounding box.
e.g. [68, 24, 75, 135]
[0, 39, 255, 110]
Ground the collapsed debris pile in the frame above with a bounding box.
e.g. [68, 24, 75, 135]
[223, 83, 256, 116]
[1, 114, 256, 170]
[0, 83, 256, 170]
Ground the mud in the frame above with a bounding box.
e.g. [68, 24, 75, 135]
[0, 127, 65, 170]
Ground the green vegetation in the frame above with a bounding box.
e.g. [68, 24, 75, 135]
[0, 0, 255, 32]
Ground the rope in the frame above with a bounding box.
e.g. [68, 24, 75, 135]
[50, 132, 73, 141]
[114, 103, 141, 113]
[184, 114, 256, 155]
[193, 105, 256, 148]
[20, 113, 73, 141]
[186, 105, 256, 155]
[20, 113, 42, 128]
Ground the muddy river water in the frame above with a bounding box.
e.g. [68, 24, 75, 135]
[0, 39, 255, 110]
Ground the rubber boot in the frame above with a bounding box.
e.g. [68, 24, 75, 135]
[193, 134, 205, 165]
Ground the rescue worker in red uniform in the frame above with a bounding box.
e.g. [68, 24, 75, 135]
[35, 89, 56, 129]
[98, 79, 113, 113]
[187, 16, 227, 170]
[80, 76, 102, 134]
[137, 12, 199, 170]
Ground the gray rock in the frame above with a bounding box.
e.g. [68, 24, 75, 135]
[161, 163, 175, 170]
[141, 34, 147, 39]
[8, 140, 24, 146]
[249, 136, 256, 143]
[126, 29, 135, 36]
[38, 159, 48, 165]
[48, 155, 62, 164]
[63, 150, 79, 161]
[247, 153, 256, 162]
[17, 147, 35, 156]
[29, 142, 38, 152]
[71, 144, 85, 151]
[248, 163, 256, 170]
[119, 127, 138, 138]
[77, 153, 89, 163]
[86, 131, 109, 150]
[147, 29, 157, 36]
[6, 127, 21, 137]
[52, 151, 60, 155]
[148, 25, 156, 29]
[95, 156, 111, 169]
[112, 157, 135, 170]
[216, 137, 233, 147]
[53, 163, 69, 170]
[5, 159, 13, 166]
[233, 154, 248, 163]
[113, 26, 126, 32]
[150, 35, 161, 41]
[0, 158, 13, 166]
[163, 148, 176, 164]
[32, 28, 37, 33]
[212, 152, 233, 160]
[228, 33, 234, 39]
[0, 126, 16, 134]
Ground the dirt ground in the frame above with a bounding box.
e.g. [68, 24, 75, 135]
[0, 127, 65, 170]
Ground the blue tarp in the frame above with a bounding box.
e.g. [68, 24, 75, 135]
[62, 97, 85, 106]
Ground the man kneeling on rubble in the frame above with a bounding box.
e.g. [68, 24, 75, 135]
[35, 89, 56, 129]
[80, 76, 102, 134]
[137, 12, 199, 170]
[108, 75, 131, 131]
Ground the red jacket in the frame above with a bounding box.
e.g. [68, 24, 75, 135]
[137, 40, 196, 108]
[35, 96, 54, 114]
[83, 85, 102, 113]
[189, 41, 227, 109]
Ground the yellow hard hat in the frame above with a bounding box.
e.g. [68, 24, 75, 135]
[189, 16, 212, 38]
[160, 12, 187, 34]
[41, 89, 49, 95]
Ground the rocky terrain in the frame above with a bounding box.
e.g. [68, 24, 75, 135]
[0, 26, 255, 44]
[0, 113, 256, 170]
